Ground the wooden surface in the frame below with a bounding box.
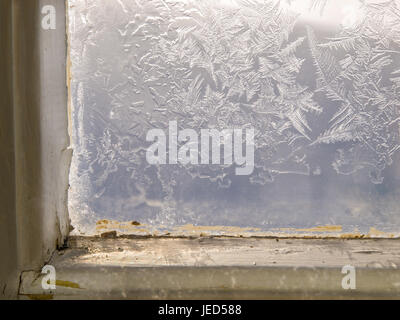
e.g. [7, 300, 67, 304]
[19, 237, 400, 299]
[58, 236, 400, 268]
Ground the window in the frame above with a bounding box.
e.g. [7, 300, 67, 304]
[3, 0, 400, 301]
[68, 0, 400, 237]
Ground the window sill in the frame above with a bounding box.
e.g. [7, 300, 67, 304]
[19, 237, 400, 299]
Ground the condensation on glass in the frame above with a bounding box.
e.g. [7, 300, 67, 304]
[68, 0, 400, 235]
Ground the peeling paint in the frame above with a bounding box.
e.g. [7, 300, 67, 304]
[87, 220, 400, 239]
[173, 224, 261, 235]
[45, 278, 82, 289]
[279, 225, 343, 233]
[55, 280, 82, 289]
[368, 227, 396, 238]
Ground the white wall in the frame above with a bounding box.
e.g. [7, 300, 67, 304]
[0, 0, 70, 298]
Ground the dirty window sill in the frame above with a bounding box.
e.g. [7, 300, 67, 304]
[19, 237, 400, 299]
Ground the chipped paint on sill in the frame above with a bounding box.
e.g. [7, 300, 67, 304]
[55, 280, 82, 289]
[45, 279, 83, 289]
[70, 219, 400, 239]
[368, 227, 396, 238]
[278, 225, 343, 233]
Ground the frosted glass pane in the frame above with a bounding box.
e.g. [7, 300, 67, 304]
[68, 0, 400, 236]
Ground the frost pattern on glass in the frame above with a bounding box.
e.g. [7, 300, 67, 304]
[68, 0, 400, 235]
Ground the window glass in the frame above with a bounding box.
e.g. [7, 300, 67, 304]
[68, 0, 400, 236]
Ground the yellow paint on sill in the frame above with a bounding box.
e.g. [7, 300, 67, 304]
[368, 227, 395, 238]
[46, 279, 82, 289]
[88, 220, 400, 239]
[279, 225, 343, 233]
[56, 280, 82, 289]
[174, 224, 261, 235]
